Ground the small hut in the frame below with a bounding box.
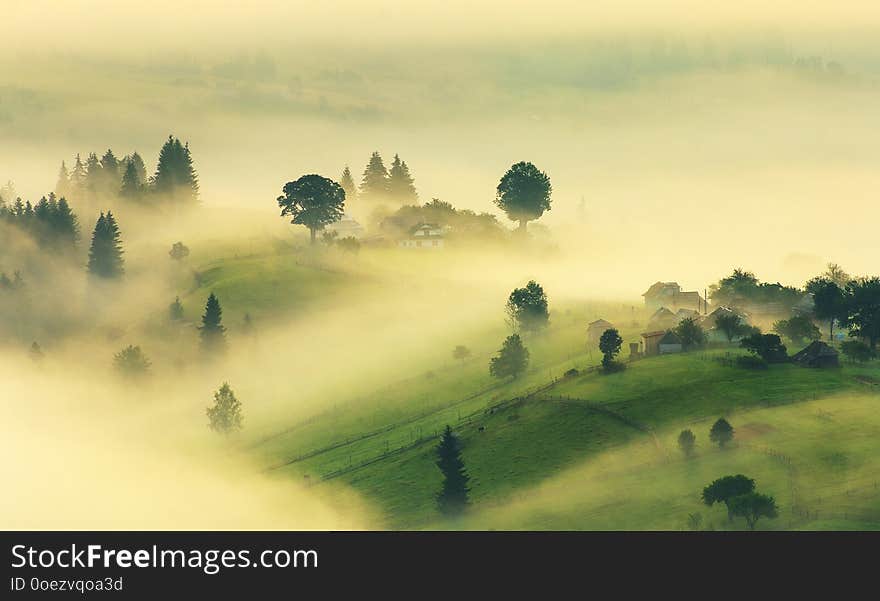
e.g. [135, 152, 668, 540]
[587, 319, 615, 345]
[791, 341, 839, 368]
[659, 331, 683, 354]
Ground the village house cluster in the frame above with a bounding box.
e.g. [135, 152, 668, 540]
[587, 281, 756, 358]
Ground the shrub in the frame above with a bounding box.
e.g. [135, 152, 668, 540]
[601, 357, 626, 374]
[114, 345, 151, 379]
[735, 355, 768, 370]
[564, 367, 580, 378]
[841, 340, 875, 363]
[740, 333, 788, 363]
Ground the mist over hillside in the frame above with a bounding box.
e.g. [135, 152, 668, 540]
[2, 1, 880, 533]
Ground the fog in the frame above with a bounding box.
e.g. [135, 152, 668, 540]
[2, 3, 879, 529]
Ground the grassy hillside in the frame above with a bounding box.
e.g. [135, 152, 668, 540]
[253, 327, 880, 528]
[179, 253, 371, 324]
[176, 248, 880, 530]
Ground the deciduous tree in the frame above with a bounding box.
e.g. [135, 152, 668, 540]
[277, 174, 346, 244]
[494, 161, 552, 234]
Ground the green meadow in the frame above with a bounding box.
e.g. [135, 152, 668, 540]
[185, 246, 880, 530]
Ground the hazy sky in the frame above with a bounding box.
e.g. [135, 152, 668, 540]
[2, 1, 879, 285]
[4, 1, 880, 51]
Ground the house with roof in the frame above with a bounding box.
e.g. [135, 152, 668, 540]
[647, 307, 678, 331]
[642, 281, 709, 313]
[641, 330, 666, 356]
[659, 331, 683, 354]
[587, 319, 615, 344]
[325, 213, 365, 239]
[398, 223, 446, 249]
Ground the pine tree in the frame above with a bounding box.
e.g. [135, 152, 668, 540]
[206, 382, 243, 435]
[55, 161, 70, 199]
[50, 196, 79, 250]
[87, 211, 125, 278]
[340, 165, 357, 204]
[387, 154, 418, 205]
[169, 296, 184, 321]
[100, 149, 120, 197]
[359, 151, 389, 203]
[153, 136, 199, 205]
[69, 154, 87, 197]
[199, 292, 226, 354]
[435, 425, 470, 515]
[100, 149, 119, 177]
[85, 153, 102, 199]
[120, 161, 142, 200]
[121, 152, 147, 185]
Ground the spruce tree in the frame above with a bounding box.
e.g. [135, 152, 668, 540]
[87, 211, 125, 278]
[388, 154, 418, 205]
[55, 161, 70, 199]
[120, 161, 142, 200]
[70, 154, 87, 198]
[436, 425, 470, 516]
[199, 292, 226, 354]
[153, 136, 199, 205]
[359, 151, 389, 202]
[121, 152, 147, 185]
[85, 153, 102, 199]
[340, 165, 358, 204]
[100, 149, 119, 176]
[169, 296, 184, 321]
[51, 197, 79, 250]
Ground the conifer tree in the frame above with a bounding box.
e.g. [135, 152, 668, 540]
[436, 425, 470, 515]
[70, 154, 87, 197]
[340, 165, 358, 205]
[199, 292, 226, 354]
[120, 161, 142, 200]
[121, 152, 147, 185]
[85, 153, 102, 198]
[359, 151, 389, 202]
[388, 154, 418, 205]
[100, 149, 120, 196]
[169, 296, 184, 321]
[55, 162, 70, 199]
[100, 149, 119, 177]
[153, 136, 199, 205]
[87, 211, 125, 278]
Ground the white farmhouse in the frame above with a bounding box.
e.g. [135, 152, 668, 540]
[399, 223, 446, 249]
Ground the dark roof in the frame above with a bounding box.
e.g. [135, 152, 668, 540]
[792, 341, 839, 367]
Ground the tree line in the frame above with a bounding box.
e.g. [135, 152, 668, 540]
[278, 157, 554, 244]
[55, 135, 199, 208]
[0, 192, 79, 251]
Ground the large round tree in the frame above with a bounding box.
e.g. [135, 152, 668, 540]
[277, 174, 345, 244]
[494, 161, 552, 234]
